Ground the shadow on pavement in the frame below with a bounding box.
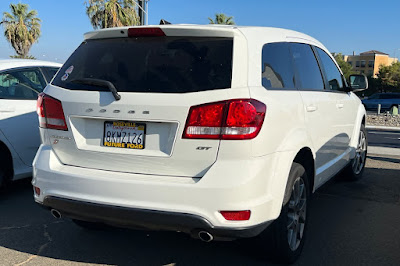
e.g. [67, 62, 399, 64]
[367, 155, 400, 164]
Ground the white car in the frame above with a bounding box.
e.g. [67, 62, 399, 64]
[32, 25, 368, 263]
[0, 59, 61, 188]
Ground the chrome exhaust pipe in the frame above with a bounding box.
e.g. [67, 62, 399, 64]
[50, 209, 61, 219]
[198, 231, 213, 242]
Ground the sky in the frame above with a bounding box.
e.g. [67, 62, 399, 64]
[0, 0, 400, 63]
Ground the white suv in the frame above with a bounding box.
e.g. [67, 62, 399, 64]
[33, 25, 368, 263]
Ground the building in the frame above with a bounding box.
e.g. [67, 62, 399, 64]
[344, 50, 398, 78]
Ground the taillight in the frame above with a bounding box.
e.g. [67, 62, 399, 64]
[37, 93, 68, 131]
[183, 99, 266, 140]
[128, 27, 166, 37]
[220, 210, 251, 221]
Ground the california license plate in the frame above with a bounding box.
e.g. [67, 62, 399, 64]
[103, 121, 146, 149]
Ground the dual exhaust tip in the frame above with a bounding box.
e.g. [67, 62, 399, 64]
[50, 209, 214, 242]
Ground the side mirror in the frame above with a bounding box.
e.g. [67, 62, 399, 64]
[348, 74, 368, 92]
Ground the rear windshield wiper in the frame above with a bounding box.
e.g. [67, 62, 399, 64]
[71, 78, 121, 101]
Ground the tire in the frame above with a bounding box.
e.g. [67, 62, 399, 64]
[0, 162, 11, 191]
[72, 219, 108, 230]
[0, 168, 6, 191]
[344, 124, 367, 181]
[257, 162, 310, 264]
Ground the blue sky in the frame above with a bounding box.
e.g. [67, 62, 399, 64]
[1, 0, 400, 63]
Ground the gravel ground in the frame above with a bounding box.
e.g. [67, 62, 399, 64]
[367, 113, 400, 127]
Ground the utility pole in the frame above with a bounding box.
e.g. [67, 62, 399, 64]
[137, 0, 149, 25]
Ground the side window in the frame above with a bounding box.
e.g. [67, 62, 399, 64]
[315, 47, 344, 91]
[0, 68, 46, 100]
[261, 43, 295, 89]
[290, 43, 324, 91]
[41, 67, 60, 82]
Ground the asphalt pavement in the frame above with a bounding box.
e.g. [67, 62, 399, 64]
[0, 155, 399, 266]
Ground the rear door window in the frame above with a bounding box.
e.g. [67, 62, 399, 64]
[41, 67, 60, 83]
[53, 37, 233, 93]
[261, 42, 295, 89]
[0, 68, 46, 99]
[290, 43, 324, 91]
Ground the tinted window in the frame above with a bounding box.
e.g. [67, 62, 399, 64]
[0, 68, 46, 99]
[290, 43, 324, 91]
[53, 37, 233, 93]
[315, 47, 344, 91]
[41, 67, 60, 82]
[261, 43, 295, 89]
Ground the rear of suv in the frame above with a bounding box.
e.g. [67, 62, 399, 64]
[33, 25, 368, 263]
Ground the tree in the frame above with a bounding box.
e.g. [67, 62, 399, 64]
[85, 0, 140, 29]
[208, 13, 235, 25]
[333, 53, 354, 80]
[377, 62, 400, 91]
[1, 3, 41, 59]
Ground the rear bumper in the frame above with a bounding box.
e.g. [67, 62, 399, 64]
[33, 145, 293, 239]
[39, 196, 271, 240]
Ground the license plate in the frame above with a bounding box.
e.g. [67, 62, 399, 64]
[103, 121, 146, 149]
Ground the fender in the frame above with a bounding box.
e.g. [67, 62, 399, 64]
[266, 127, 316, 219]
[0, 129, 30, 180]
[349, 99, 367, 156]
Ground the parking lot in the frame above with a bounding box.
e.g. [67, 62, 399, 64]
[0, 155, 399, 266]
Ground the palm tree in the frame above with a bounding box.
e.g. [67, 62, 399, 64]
[208, 13, 235, 25]
[85, 0, 140, 29]
[1, 3, 41, 59]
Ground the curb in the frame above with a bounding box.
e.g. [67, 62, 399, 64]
[368, 146, 400, 157]
[366, 125, 400, 131]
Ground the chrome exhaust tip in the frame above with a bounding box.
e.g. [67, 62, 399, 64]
[198, 231, 213, 242]
[50, 209, 61, 219]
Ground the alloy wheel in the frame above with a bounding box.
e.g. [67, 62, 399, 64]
[352, 130, 367, 175]
[287, 176, 307, 251]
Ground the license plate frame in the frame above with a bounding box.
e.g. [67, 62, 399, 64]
[103, 120, 146, 150]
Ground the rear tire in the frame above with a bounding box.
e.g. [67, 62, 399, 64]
[0, 150, 12, 191]
[344, 124, 367, 181]
[0, 168, 6, 191]
[257, 162, 310, 264]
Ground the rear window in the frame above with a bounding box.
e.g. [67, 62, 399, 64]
[53, 37, 233, 93]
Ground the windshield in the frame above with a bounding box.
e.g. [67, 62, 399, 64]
[53, 37, 233, 93]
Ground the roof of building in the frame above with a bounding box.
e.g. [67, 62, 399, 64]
[360, 50, 388, 55]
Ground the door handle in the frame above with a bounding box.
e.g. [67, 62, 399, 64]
[306, 106, 317, 112]
[336, 103, 344, 109]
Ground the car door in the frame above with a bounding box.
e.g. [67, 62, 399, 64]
[290, 43, 341, 186]
[0, 67, 47, 166]
[364, 94, 380, 110]
[314, 46, 358, 170]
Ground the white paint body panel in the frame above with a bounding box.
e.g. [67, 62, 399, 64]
[33, 25, 365, 230]
[0, 60, 61, 181]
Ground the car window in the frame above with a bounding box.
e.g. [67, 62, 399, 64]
[41, 67, 60, 82]
[368, 94, 379, 99]
[261, 42, 295, 89]
[53, 37, 233, 93]
[290, 43, 324, 91]
[0, 68, 46, 100]
[315, 47, 344, 91]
